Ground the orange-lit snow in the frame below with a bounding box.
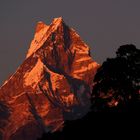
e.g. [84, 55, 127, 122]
[73, 62, 98, 78]
[27, 17, 63, 58]
[26, 23, 49, 58]
[24, 59, 44, 88]
[0, 17, 99, 140]
[75, 57, 91, 62]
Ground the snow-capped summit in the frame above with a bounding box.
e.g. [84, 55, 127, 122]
[26, 17, 64, 58]
[0, 17, 99, 140]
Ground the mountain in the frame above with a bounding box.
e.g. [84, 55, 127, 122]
[0, 17, 99, 140]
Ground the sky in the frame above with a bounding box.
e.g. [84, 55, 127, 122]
[0, 0, 140, 85]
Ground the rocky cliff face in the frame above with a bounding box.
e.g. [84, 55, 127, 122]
[0, 17, 99, 140]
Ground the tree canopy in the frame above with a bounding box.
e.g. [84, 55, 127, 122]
[92, 44, 140, 112]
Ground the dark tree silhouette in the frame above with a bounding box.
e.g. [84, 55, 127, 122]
[38, 44, 140, 140]
[92, 44, 140, 112]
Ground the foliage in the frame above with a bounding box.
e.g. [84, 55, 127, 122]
[92, 44, 140, 112]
